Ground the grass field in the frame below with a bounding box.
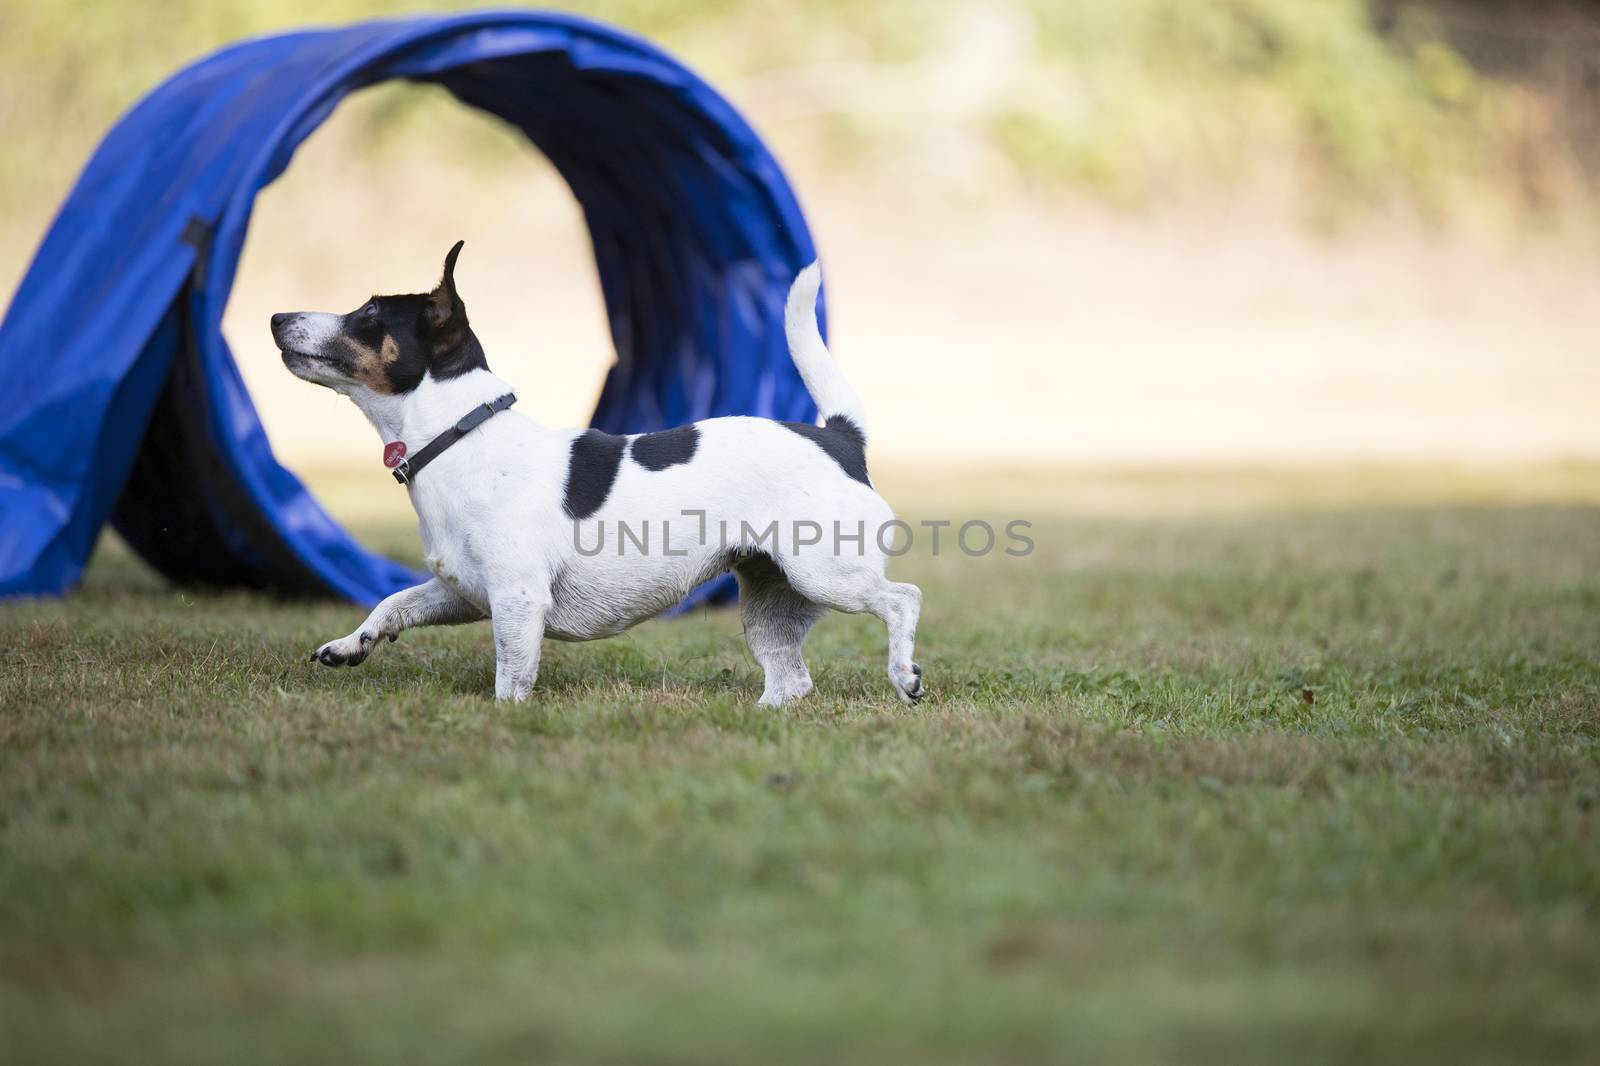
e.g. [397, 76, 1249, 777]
[2, 467, 1598, 1064]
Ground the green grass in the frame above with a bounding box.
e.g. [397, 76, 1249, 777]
[2, 469, 1598, 1064]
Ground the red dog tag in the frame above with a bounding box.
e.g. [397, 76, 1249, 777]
[383, 441, 408, 469]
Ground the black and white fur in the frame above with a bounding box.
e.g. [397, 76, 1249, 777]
[271, 243, 923, 705]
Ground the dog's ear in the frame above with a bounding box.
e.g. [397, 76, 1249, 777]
[420, 240, 469, 357]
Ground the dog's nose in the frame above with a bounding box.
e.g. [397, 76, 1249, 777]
[270, 312, 290, 331]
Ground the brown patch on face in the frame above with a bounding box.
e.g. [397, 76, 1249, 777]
[346, 333, 402, 393]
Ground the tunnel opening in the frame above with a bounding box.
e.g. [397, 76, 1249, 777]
[0, 13, 821, 608]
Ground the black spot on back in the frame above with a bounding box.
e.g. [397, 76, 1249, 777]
[563, 430, 627, 519]
[630, 424, 700, 471]
[782, 414, 870, 487]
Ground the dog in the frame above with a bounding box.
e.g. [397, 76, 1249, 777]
[270, 243, 923, 705]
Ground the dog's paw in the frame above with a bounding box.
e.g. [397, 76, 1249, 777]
[758, 675, 815, 708]
[892, 661, 924, 705]
[309, 630, 376, 668]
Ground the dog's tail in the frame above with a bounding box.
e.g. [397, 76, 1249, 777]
[785, 261, 868, 436]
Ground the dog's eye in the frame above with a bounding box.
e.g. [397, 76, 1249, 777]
[360, 301, 378, 318]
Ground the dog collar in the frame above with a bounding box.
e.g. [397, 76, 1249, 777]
[388, 392, 517, 486]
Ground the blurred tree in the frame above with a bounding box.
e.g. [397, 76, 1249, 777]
[1, 0, 1596, 250]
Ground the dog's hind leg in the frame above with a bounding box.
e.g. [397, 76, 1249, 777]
[872, 579, 924, 704]
[779, 560, 924, 705]
[312, 578, 483, 667]
[736, 554, 824, 707]
[854, 577, 923, 705]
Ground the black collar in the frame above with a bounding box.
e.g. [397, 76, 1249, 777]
[389, 392, 517, 486]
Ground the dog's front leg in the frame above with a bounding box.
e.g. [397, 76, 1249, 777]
[491, 592, 549, 702]
[311, 578, 483, 667]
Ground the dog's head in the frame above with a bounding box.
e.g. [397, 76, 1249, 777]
[270, 241, 486, 396]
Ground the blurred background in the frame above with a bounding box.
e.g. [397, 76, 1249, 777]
[2, 0, 1597, 500]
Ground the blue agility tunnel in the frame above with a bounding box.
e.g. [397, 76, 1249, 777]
[0, 11, 820, 608]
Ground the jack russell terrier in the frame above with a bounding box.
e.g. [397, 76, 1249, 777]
[271, 244, 923, 705]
